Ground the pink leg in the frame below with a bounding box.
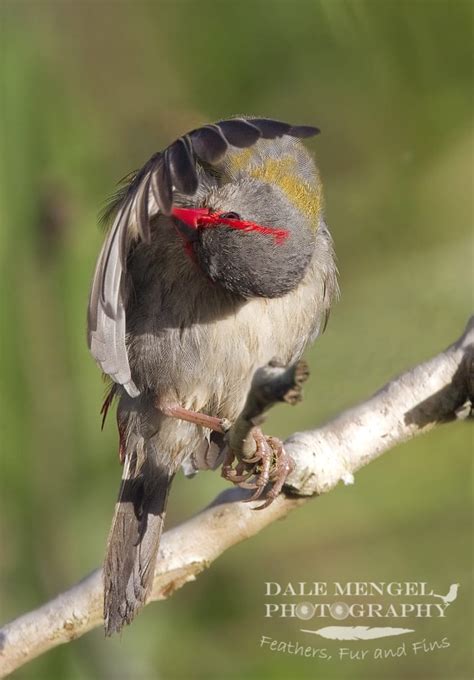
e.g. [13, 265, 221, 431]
[158, 402, 231, 434]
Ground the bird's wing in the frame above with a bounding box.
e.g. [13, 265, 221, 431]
[87, 118, 320, 396]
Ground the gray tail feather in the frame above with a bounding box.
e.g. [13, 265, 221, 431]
[103, 436, 173, 635]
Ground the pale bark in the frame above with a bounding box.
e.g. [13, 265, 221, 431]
[0, 317, 472, 678]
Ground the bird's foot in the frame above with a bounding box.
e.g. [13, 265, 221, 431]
[221, 428, 294, 509]
[282, 358, 310, 405]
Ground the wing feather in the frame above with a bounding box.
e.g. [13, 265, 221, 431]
[151, 152, 173, 214]
[132, 170, 152, 244]
[88, 202, 139, 397]
[168, 138, 198, 195]
[189, 124, 229, 164]
[214, 118, 261, 147]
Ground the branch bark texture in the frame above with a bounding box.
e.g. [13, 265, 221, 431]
[1, 317, 472, 677]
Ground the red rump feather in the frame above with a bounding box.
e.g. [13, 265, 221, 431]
[171, 207, 289, 245]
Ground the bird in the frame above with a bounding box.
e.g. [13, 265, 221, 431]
[87, 116, 338, 635]
[431, 583, 460, 606]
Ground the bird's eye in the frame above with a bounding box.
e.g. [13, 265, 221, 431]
[219, 211, 241, 220]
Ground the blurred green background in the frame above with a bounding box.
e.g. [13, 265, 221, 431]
[1, 1, 472, 678]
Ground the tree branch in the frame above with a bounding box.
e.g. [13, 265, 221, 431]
[1, 317, 472, 678]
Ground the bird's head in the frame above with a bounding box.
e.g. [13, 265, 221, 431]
[170, 134, 323, 298]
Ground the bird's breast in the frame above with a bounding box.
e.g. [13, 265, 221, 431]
[125, 229, 332, 422]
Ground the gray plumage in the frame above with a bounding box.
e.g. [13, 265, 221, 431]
[87, 117, 338, 634]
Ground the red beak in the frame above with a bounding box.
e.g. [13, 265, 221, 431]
[171, 207, 211, 229]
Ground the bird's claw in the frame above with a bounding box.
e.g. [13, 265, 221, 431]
[221, 428, 294, 508]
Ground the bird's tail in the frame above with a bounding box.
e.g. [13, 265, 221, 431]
[103, 431, 173, 635]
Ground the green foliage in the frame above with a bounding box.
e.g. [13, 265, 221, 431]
[1, 1, 472, 678]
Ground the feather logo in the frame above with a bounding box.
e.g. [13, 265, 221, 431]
[301, 626, 414, 640]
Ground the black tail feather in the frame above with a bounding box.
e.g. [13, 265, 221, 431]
[103, 438, 173, 635]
